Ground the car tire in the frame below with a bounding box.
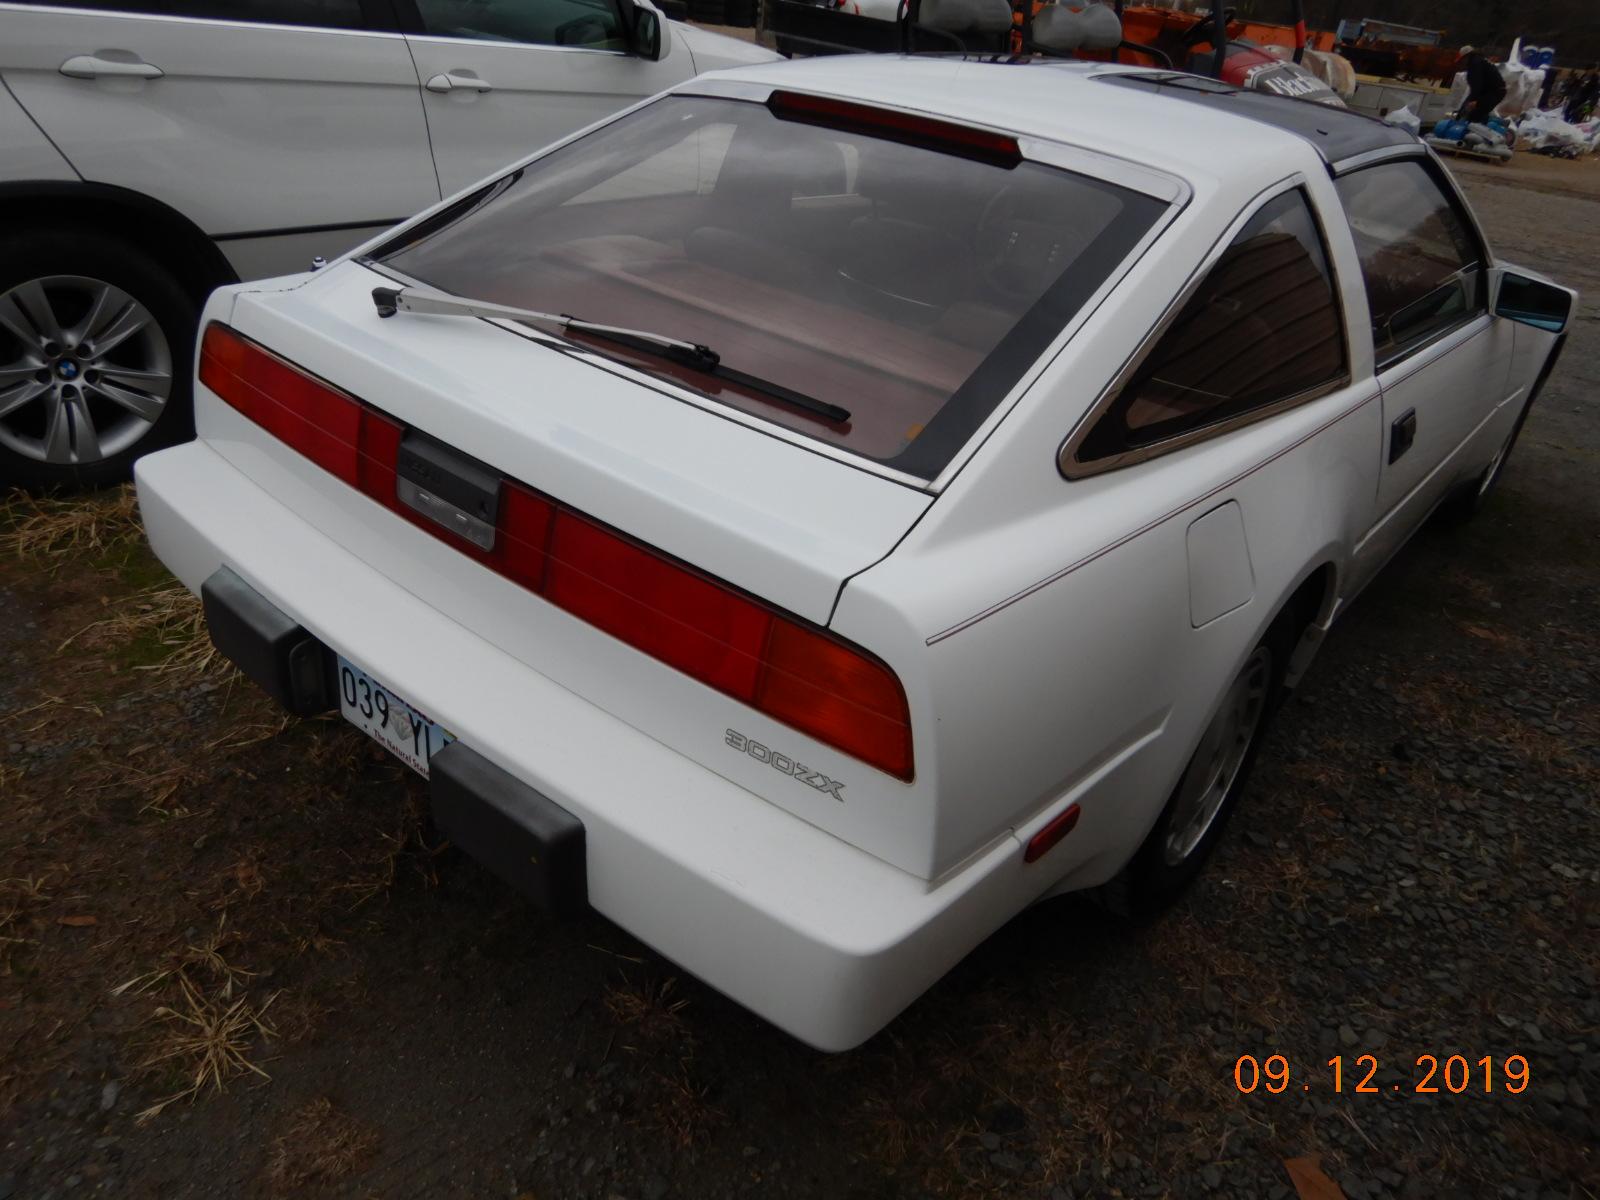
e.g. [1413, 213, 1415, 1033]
[1439, 397, 1533, 525]
[1097, 616, 1292, 918]
[0, 226, 199, 492]
[1438, 421, 1520, 524]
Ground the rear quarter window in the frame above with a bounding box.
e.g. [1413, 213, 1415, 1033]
[371, 94, 1168, 480]
[1071, 187, 1347, 469]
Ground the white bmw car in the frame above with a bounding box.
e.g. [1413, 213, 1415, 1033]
[136, 56, 1574, 1050]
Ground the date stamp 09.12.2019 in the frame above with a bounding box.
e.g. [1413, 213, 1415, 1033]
[1234, 1054, 1531, 1096]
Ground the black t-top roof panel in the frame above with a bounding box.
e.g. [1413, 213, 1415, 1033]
[1096, 71, 1422, 166]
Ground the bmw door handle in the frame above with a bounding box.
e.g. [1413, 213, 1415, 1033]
[59, 54, 164, 80]
[425, 72, 493, 94]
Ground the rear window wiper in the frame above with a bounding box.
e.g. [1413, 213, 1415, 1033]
[371, 285, 850, 424]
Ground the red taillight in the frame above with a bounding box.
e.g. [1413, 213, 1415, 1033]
[767, 90, 1022, 169]
[545, 511, 771, 700]
[759, 621, 912, 781]
[200, 321, 401, 491]
[199, 323, 914, 780]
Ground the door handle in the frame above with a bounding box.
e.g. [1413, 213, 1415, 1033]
[59, 54, 164, 80]
[425, 72, 493, 94]
[1389, 408, 1417, 464]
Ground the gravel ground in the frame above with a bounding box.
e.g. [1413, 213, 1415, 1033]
[1, 166, 1597, 1200]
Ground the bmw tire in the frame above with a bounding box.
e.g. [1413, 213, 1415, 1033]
[0, 227, 198, 492]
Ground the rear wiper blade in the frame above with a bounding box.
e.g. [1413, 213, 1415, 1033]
[371, 286, 850, 424]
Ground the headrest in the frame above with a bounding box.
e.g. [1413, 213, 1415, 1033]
[917, 0, 1014, 36]
[1033, 2, 1123, 53]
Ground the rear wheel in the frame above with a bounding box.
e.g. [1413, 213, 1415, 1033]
[0, 228, 197, 492]
[1098, 620, 1289, 917]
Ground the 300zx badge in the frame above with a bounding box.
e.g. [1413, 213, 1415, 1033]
[726, 729, 845, 800]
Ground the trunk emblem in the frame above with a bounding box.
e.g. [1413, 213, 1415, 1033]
[725, 729, 846, 800]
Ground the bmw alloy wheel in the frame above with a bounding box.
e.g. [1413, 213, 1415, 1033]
[0, 275, 173, 467]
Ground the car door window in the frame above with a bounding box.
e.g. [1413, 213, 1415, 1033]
[1075, 187, 1346, 465]
[2, 0, 367, 27]
[1334, 160, 1486, 367]
[413, 0, 626, 49]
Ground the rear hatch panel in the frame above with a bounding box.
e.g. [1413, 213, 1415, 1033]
[200, 265, 940, 873]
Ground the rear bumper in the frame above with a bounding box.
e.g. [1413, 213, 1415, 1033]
[203, 563, 590, 917]
[135, 440, 1029, 1051]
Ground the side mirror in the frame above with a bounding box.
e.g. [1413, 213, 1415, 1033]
[1493, 268, 1575, 333]
[625, 0, 670, 60]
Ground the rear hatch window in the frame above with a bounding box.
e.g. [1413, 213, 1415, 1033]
[371, 93, 1167, 480]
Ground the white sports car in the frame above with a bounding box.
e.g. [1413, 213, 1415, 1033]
[136, 56, 1574, 1050]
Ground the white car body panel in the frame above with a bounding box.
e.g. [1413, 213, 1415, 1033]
[0, 75, 76, 179]
[405, 36, 688, 197]
[135, 437, 1043, 1052]
[0, 2, 776, 279]
[212, 268, 941, 873]
[0, 5, 440, 247]
[228, 263, 931, 627]
[134, 58, 1569, 1048]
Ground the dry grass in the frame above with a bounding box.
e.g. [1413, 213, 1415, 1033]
[113, 918, 257, 1000]
[0, 875, 50, 976]
[603, 974, 690, 1045]
[650, 1063, 723, 1148]
[113, 919, 279, 1122]
[131, 970, 278, 1123]
[0, 484, 141, 562]
[60, 579, 227, 676]
[334, 789, 442, 909]
[265, 1097, 379, 1190]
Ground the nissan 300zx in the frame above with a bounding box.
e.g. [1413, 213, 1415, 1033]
[134, 56, 1576, 1050]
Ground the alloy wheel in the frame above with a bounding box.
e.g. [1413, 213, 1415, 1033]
[1163, 645, 1272, 866]
[1478, 436, 1512, 497]
[0, 275, 172, 466]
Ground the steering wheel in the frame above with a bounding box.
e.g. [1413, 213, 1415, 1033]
[976, 185, 1068, 302]
[1181, 8, 1233, 46]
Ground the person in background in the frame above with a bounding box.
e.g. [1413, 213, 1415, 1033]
[1457, 45, 1507, 123]
[1565, 65, 1600, 123]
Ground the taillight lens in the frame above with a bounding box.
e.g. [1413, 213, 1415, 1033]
[199, 323, 914, 780]
[199, 322, 402, 490]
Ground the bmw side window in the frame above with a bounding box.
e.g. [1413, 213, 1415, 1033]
[1075, 187, 1346, 464]
[413, 0, 627, 49]
[7, 0, 369, 26]
[166, 0, 365, 25]
[1334, 160, 1486, 367]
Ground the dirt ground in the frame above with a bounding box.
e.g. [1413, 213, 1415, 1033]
[2, 164, 1598, 1200]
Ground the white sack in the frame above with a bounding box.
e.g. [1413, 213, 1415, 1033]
[1383, 105, 1422, 134]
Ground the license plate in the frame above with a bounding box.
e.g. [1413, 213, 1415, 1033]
[336, 656, 454, 777]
